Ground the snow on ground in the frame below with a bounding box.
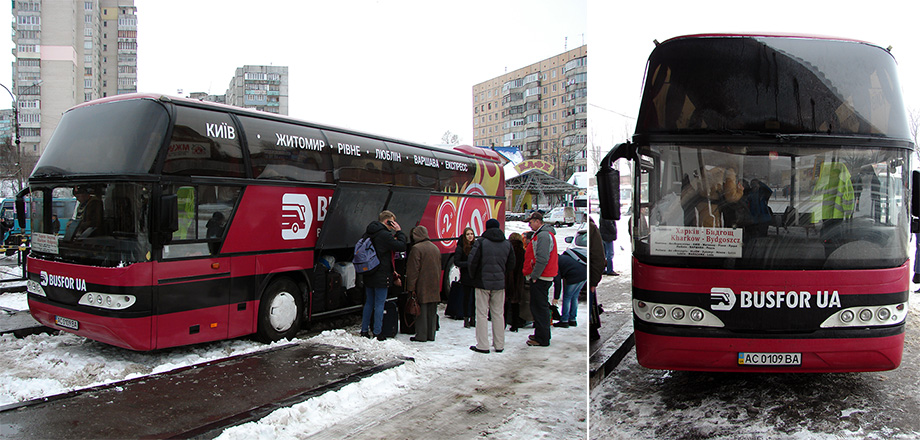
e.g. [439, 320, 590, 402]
[0, 222, 586, 439]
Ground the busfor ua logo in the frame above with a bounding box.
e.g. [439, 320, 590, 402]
[281, 194, 313, 240]
[710, 287, 736, 311]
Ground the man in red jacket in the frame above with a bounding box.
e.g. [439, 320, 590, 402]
[523, 212, 558, 347]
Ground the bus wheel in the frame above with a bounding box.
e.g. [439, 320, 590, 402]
[256, 277, 304, 343]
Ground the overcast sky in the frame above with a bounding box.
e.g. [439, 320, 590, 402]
[589, 0, 920, 167]
[136, 0, 586, 146]
[0, 1, 585, 146]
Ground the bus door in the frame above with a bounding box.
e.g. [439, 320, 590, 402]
[154, 184, 240, 348]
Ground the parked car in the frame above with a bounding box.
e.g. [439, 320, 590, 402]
[545, 206, 576, 227]
[564, 228, 586, 252]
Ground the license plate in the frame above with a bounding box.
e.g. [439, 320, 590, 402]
[55, 315, 79, 330]
[738, 352, 801, 366]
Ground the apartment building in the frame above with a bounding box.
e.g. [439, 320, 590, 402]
[190, 65, 289, 116]
[472, 46, 587, 181]
[10, 0, 137, 157]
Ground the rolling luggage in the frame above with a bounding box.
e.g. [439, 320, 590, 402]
[379, 300, 399, 338]
[444, 282, 465, 319]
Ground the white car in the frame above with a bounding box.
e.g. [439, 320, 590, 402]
[545, 206, 576, 227]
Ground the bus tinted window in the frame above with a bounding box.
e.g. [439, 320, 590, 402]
[162, 107, 245, 178]
[34, 99, 168, 176]
[242, 117, 333, 183]
[638, 36, 909, 139]
[323, 131, 392, 184]
[388, 142, 440, 189]
[435, 150, 476, 193]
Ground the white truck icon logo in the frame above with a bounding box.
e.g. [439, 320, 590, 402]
[710, 287, 736, 311]
[281, 193, 312, 240]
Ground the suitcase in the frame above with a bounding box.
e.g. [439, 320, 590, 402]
[378, 300, 399, 338]
[444, 282, 465, 319]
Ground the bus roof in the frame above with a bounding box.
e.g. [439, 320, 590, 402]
[662, 33, 882, 49]
[69, 93, 501, 164]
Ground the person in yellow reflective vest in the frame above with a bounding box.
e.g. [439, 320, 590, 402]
[813, 162, 855, 223]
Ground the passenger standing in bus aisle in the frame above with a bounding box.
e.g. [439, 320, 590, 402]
[50, 214, 61, 236]
[72, 186, 103, 238]
[360, 210, 408, 341]
[468, 218, 515, 354]
[588, 217, 605, 341]
[599, 218, 618, 276]
[406, 225, 441, 343]
[551, 247, 587, 328]
[505, 232, 526, 332]
[453, 227, 477, 328]
[523, 211, 558, 347]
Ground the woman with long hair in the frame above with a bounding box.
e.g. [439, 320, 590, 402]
[453, 227, 477, 328]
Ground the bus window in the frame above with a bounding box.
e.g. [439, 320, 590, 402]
[162, 107, 245, 178]
[323, 131, 392, 184]
[163, 184, 241, 258]
[242, 116, 333, 184]
[388, 142, 440, 190]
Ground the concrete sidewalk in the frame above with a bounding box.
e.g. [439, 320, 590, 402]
[588, 274, 634, 389]
[0, 343, 406, 439]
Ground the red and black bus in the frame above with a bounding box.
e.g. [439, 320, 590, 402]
[22, 94, 504, 350]
[598, 34, 916, 372]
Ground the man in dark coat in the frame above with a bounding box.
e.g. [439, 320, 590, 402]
[406, 225, 441, 342]
[589, 217, 606, 341]
[468, 218, 515, 353]
[360, 210, 408, 341]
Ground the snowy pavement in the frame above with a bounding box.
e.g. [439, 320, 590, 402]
[589, 218, 920, 439]
[0, 222, 588, 439]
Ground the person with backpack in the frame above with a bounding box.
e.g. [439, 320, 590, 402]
[552, 248, 587, 328]
[359, 210, 408, 341]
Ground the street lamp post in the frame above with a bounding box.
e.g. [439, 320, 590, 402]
[0, 83, 21, 192]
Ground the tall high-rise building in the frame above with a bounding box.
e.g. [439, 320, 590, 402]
[472, 46, 587, 181]
[10, 0, 138, 157]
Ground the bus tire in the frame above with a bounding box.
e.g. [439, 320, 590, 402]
[256, 277, 304, 343]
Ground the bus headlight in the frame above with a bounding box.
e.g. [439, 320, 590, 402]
[633, 300, 725, 328]
[877, 308, 891, 321]
[840, 310, 854, 323]
[820, 303, 907, 328]
[27, 280, 46, 297]
[671, 307, 685, 320]
[79, 292, 136, 310]
[689, 309, 704, 322]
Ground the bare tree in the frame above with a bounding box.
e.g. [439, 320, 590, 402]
[441, 130, 461, 146]
[909, 106, 920, 147]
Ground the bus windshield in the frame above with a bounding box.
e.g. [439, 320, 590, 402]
[635, 143, 909, 270]
[29, 183, 151, 267]
[32, 99, 169, 177]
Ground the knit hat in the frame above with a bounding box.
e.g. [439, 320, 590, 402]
[485, 219, 501, 230]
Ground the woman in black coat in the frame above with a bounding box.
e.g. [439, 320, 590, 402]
[453, 227, 477, 328]
[505, 232, 526, 331]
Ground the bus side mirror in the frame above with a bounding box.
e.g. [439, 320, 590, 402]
[153, 194, 178, 246]
[597, 162, 621, 221]
[14, 187, 30, 230]
[912, 170, 920, 233]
